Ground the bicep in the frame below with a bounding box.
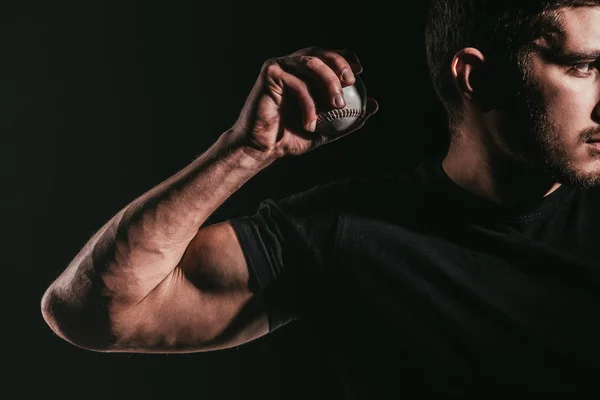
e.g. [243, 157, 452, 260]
[112, 221, 269, 353]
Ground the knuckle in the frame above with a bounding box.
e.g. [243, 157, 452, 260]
[262, 58, 281, 76]
[298, 55, 319, 67]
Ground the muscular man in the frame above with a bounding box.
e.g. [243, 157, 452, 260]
[42, 0, 600, 396]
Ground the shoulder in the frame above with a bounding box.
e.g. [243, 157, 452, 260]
[273, 158, 436, 216]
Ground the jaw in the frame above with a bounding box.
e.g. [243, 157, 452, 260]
[442, 113, 561, 204]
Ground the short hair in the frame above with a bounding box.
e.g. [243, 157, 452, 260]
[424, 0, 600, 126]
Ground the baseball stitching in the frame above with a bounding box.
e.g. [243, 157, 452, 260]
[315, 108, 365, 127]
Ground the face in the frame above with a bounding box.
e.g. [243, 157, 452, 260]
[494, 6, 600, 189]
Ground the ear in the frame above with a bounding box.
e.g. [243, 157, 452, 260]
[451, 47, 493, 112]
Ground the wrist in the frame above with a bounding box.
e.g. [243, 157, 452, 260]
[218, 128, 281, 170]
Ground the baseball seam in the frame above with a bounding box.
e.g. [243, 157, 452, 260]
[315, 108, 365, 127]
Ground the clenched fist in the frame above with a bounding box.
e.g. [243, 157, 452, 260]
[229, 46, 379, 162]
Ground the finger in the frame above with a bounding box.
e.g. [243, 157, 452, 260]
[330, 49, 363, 75]
[266, 62, 320, 132]
[313, 48, 359, 87]
[282, 73, 321, 132]
[290, 46, 363, 76]
[279, 54, 347, 112]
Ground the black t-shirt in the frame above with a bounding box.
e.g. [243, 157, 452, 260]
[228, 155, 600, 396]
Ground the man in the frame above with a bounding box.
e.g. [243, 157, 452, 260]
[41, 0, 600, 396]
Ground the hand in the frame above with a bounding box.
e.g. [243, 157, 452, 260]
[230, 46, 378, 161]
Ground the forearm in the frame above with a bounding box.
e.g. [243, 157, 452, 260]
[108, 129, 279, 293]
[116, 130, 274, 267]
[43, 130, 275, 322]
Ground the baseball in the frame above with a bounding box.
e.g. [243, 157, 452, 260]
[315, 75, 367, 136]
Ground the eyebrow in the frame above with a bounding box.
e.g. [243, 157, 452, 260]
[552, 49, 600, 62]
[537, 45, 600, 64]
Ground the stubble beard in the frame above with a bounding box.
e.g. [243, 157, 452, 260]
[502, 76, 600, 190]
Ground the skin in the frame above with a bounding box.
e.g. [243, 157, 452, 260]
[40, 47, 377, 353]
[443, 6, 600, 206]
[40, 6, 599, 357]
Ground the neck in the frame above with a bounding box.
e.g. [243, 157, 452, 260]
[442, 126, 561, 207]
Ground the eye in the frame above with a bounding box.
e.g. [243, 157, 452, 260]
[574, 63, 591, 72]
[569, 62, 596, 75]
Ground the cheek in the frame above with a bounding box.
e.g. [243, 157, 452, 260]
[533, 72, 596, 137]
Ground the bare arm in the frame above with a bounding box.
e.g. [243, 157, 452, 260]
[40, 46, 376, 353]
[41, 132, 276, 352]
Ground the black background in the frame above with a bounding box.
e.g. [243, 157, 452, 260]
[5, 0, 448, 398]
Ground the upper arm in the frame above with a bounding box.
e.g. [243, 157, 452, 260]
[111, 221, 270, 353]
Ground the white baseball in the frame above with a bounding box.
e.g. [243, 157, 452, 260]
[314, 75, 367, 136]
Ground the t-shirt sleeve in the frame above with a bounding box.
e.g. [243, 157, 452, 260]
[227, 181, 344, 332]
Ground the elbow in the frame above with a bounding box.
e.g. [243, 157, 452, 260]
[40, 285, 115, 352]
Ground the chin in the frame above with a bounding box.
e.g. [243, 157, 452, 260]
[551, 155, 600, 189]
